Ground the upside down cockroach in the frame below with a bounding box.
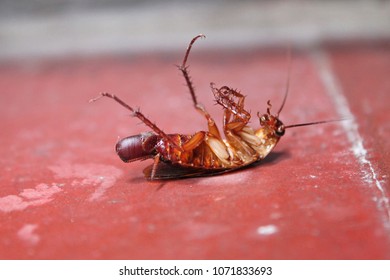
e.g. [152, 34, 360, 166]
[91, 34, 339, 180]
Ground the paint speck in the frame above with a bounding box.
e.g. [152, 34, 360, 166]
[309, 175, 317, 179]
[257, 224, 278, 236]
[48, 163, 123, 201]
[17, 224, 40, 245]
[0, 183, 62, 213]
[19, 183, 61, 200]
[270, 212, 282, 219]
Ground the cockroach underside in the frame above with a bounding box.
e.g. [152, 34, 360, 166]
[91, 34, 340, 180]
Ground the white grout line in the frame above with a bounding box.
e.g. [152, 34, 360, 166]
[313, 50, 390, 229]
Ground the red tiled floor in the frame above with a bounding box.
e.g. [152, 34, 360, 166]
[0, 42, 389, 259]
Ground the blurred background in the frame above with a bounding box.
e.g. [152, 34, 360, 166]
[1, 0, 389, 60]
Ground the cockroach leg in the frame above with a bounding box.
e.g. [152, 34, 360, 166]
[182, 131, 206, 151]
[178, 34, 222, 139]
[178, 34, 204, 109]
[181, 34, 205, 69]
[150, 154, 161, 180]
[90, 93, 183, 151]
[211, 85, 250, 121]
[211, 84, 251, 132]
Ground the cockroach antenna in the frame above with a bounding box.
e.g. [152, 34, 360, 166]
[277, 46, 291, 117]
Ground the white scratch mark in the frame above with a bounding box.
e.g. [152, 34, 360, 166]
[257, 224, 279, 236]
[314, 50, 390, 228]
[17, 224, 40, 245]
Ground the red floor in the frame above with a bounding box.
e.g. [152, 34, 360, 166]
[0, 42, 389, 259]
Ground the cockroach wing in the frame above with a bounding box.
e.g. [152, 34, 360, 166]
[143, 162, 231, 180]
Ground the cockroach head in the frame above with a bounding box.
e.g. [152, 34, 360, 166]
[257, 100, 285, 137]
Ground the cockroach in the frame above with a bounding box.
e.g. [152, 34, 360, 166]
[90, 34, 340, 180]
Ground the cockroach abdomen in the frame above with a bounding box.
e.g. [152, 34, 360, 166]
[115, 132, 159, 162]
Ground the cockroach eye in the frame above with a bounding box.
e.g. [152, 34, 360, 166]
[276, 125, 285, 137]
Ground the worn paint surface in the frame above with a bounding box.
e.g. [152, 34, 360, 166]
[0, 44, 389, 259]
